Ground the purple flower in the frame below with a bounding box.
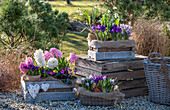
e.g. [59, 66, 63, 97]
[60, 69, 65, 74]
[102, 75, 107, 80]
[116, 26, 122, 32]
[68, 53, 78, 64]
[94, 76, 102, 83]
[110, 29, 115, 34]
[96, 25, 101, 30]
[68, 68, 72, 71]
[65, 67, 68, 70]
[74, 70, 77, 73]
[46, 71, 56, 76]
[81, 78, 85, 82]
[101, 25, 106, 32]
[110, 79, 115, 84]
[91, 26, 95, 32]
[70, 73, 73, 75]
[90, 80, 93, 84]
[85, 82, 89, 86]
[112, 25, 117, 30]
[35, 66, 39, 70]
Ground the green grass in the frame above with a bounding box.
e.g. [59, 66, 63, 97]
[49, 1, 103, 15]
[60, 33, 88, 57]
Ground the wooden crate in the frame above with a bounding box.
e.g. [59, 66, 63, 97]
[75, 55, 148, 98]
[21, 78, 76, 102]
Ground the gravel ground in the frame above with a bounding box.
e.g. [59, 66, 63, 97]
[0, 90, 169, 110]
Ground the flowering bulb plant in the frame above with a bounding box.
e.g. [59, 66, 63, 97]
[81, 75, 120, 93]
[91, 14, 132, 41]
[82, 8, 132, 41]
[20, 48, 78, 83]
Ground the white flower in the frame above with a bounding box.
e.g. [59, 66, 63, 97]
[114, 13, 119, 18]
[35, 56, 46, 67]
[113, 6, 117, 10]
[34, 49, 44, 57]
[74, 16, 77, 19]
[108, 10, 111, 13]
[47, 58, 58, 69]
[94, 5, 99, 9]
[80, 13, 83, 16]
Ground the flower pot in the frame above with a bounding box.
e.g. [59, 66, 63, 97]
[88, 40, 137, 61]
[22, 74, 41, 82]
[21, 77, 77, 102]
[78, 87, 125, 106]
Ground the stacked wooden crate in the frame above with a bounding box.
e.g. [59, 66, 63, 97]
[75, 55, 148, 98]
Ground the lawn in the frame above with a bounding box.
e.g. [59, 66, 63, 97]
[49, 0, 104, 15]
[60, 33, 88, 57]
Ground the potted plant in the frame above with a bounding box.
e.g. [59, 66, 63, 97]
[82, 9, 137, 60]
[78, 75, 125, 106]
[20, 48, 78, 102]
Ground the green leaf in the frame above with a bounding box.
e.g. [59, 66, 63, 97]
[115, 18, 120, 25]
[84, 10, 91, 27]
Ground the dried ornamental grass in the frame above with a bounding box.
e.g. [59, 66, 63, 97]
[131, 19, 170, 56]
[0, 46, 35, 91]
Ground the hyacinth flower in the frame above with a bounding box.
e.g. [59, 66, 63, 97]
[67, 53, 78, 64]
[50, 48, 63, 59]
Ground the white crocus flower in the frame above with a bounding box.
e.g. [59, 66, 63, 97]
[47, 58, 58, 69]
[114, 13, 119, 18]
[108, 10, 111, 13]
[113, 6, 117, 10]
[80, 13, 83, 16]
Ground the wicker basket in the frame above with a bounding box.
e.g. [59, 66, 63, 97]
[143, 53, 170, 105]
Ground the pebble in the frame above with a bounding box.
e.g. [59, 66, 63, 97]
[0, 90, 169, 110]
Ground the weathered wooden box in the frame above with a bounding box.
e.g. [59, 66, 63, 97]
[88, 40, 136, 61]
[21, 78, 76, 102]
[75, 55, 148, 98]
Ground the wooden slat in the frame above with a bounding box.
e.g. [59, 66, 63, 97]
[39, 88, 73, 92]
[25, 92, 76, 102]
[105, 70, 145, 81]
[92, 47, 132, 52]
[121, 87, 148, 98]
[88, 50, 135, 61]
[102, 60, 144, 72]
[24, 81, 73, 89]
[75, 66, 102, 77]
[75, 58, 102, 72]
[119, 78, 147, 90]
[77, 55, 147, 64]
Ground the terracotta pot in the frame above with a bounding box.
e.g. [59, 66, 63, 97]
[22, 74, 41, 82]
[92, 85, 103, 92]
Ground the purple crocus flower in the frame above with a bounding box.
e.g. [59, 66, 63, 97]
[90, 80, 93, 84]
[35, 66, 39, 70]
[110, 79, 115, 84]
[81, 78, 85, 82]
[60, 69, 65, 74]
[101, 25, 106, 32]
[112, 25, 117, 30]
[46, 71, 56, 76]
[91, 26, 95, 32]
[65, 67, 68, 70]
[74, 70, 77, 73]
[102, 75, 107, 80]
[68, 68, 72, 71]
[110, 29, 115, 34]
[96, 25, 101, 30]
[85, 82, 89, 86]
[116, 26, 122, 32]
[70, 73, 73, 75]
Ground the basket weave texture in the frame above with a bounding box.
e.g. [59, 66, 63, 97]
[143, 53, 170, 105]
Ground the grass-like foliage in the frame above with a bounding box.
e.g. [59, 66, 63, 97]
[132, 19, 170, 56]
[0, 46, 35, 91]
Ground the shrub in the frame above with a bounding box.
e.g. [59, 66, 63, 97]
[0, 0, 70, 49]
[0, 45, 35, 91]
[100, 0, 143, 26]
[143, 0, 169, 21]
[131, 19, 170, 56]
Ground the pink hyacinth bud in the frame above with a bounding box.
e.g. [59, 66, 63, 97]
[25, 57, 34, 65]
[44, 51, 54, 61]
[20, 62, 28, 73]
[50, 48, 63, 59]
[68, 53, 78, 64]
